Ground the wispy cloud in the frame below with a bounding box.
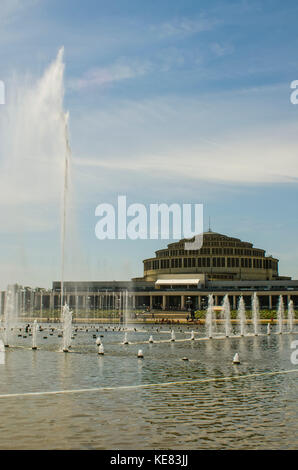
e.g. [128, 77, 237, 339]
[69, 59, 152, 90]
[153, 16, 219, 38]
[0, 0, 39, 25]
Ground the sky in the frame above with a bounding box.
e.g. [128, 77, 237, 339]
[0, 0, 298, 289]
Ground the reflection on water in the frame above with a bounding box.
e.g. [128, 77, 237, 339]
[0, 323, 297, 449]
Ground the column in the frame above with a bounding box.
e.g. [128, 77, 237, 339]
[269, 295, 272, 310]
[198, 295, 201, 310]
[162, 295, 166, 310]
[150, 295, 153, 309]
[181, 295, 185, 310]
[233, 296, 236, 310]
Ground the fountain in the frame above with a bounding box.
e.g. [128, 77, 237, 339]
[190, 330, 195, 340]
[61, 303, 72, 352]
[237, 296, 247, 337]
[123, 332, 129, 344]
[267, 323, 271, 335]
[0, 339, 5, 364]
[222, 294, 232, 337]
[148, 335, 154, 343]
[32, 320, 38, 350]
[170, 330, 176, 341]
[252, 292, 260, 336]
[205, 294, 215, 338]
[288, 299, 295, 333]
[3, 284, 19, 347]
[277, 295, 284, 334]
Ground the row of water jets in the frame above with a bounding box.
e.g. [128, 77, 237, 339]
[0, 291, 296, 351]
[206, 292, 295, 338]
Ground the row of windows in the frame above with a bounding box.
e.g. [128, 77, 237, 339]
[144, 257, 278, 271]
[157, 248, 265, 257]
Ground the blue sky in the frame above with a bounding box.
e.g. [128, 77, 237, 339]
[0, 0, 298, 288]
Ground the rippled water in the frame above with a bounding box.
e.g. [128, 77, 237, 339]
[0, 323, 297, 449]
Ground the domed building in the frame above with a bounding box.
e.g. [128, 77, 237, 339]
[138, 230, 284, 283]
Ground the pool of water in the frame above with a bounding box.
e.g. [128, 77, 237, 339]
[0, 323, 297, 449]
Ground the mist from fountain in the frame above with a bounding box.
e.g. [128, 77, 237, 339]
[237, 296, 247, 336]
[222, 294, 232, 337]
[288, 300, 295, 333]
[62, 303, 72, 352]
[205, 294, 215, 338]
[252, 292, 260, 335]
[277, 295, 285, 334]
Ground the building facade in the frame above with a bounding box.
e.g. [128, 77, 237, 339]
[137, 231, 286, 283]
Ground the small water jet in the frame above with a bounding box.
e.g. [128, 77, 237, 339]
[277, 295, 284, 334]
[237, 296, 247, 337]
[61, 303, 72, 352]
[222, 294, 232, 337]
[0, 340, 5, 364]
[32, 320, 38, 350]
[98, 344, 104, 355]
[3, 285, 19, 347]
[148, 335, 154, 343]
[288, 299, 295, 333]
[267, 323, 271, 335]
[205, 294, 215, 338]
[123, 332, 129, 345]
[190, 330, 195, 340]
[252, 292, 260, 336]
[170, 330, 176, 342]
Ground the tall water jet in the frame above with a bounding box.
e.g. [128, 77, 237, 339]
[205, 294, 215, 338]
[252, 292, 260, 336]
[32, 319, 38, 350]
[237, 296, 247, 337]
[222, 294, 232, 337]
[288, 299, 295, 333]
[277, 295, 285, 334]
[62, 303, 72, 352]
[0, 49, 69, 292]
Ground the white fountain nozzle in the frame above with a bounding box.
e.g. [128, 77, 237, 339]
[137, 349, 144, 358]
[149, 335, 154, 343]
[98, 344, 104, 355]
[233, 353, 240, 364]
[95, 337, 101, 345]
